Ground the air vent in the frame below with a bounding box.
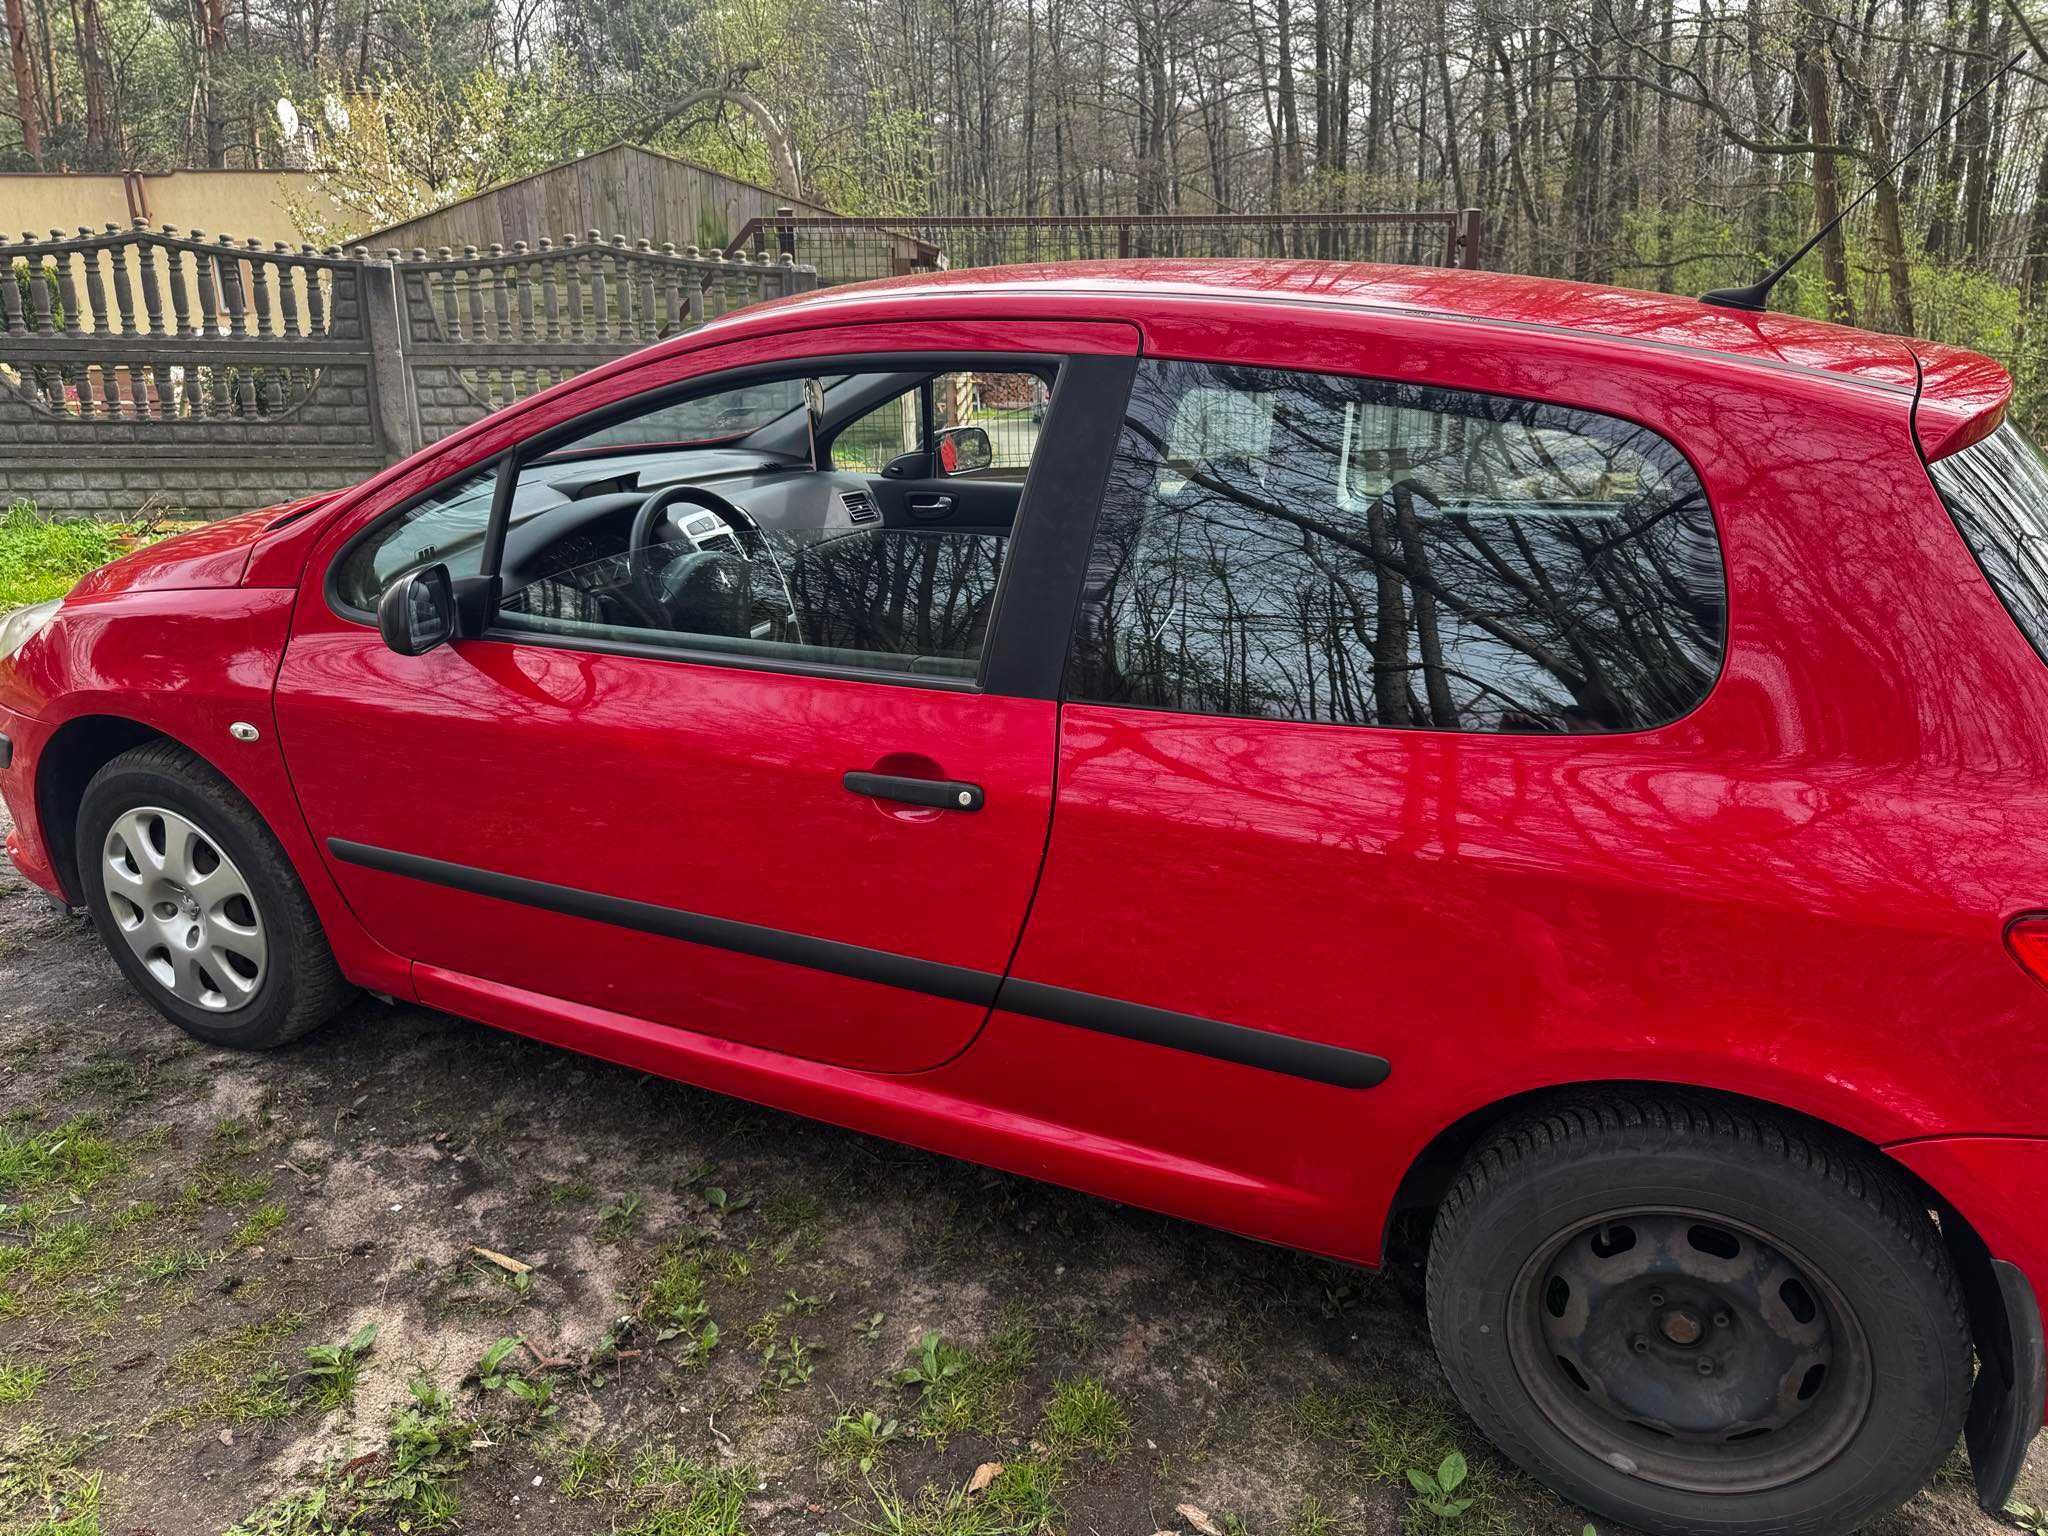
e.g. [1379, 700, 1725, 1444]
[841, 490, 880, 525]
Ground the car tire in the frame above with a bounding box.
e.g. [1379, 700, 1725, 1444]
[76, 740, 351, 1050]
[1426, 1092, 1972, 1536]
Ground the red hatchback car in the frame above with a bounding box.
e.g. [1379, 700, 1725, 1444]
[2, 261, 2045, 1534]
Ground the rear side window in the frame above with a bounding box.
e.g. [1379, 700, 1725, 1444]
[1928, 422, 2048, 661]
[1064, 361, 1725, 733]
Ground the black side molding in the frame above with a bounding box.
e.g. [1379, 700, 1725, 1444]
[326, 838, 1000, 1007]
[0, 732, 11, 771]
[997, 978, 1390, 1090]
[323, 838, 1390, 1091]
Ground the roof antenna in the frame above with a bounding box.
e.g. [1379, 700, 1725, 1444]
[1700, 49, 2027, 313]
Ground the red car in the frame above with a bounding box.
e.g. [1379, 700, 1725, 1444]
[2, 261, 2043, 1534]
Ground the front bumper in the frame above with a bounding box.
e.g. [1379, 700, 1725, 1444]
[1889, 1135, 2048, 1510]
[0, 701, 60, 900]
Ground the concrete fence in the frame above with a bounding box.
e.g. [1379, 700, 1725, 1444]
[0, 223, 817, 517]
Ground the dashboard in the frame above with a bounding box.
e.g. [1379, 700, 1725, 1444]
[498, 449, 889, 593]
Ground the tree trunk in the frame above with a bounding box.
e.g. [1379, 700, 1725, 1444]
[1961, 0, 1995, 261]
[4, 0, 41, 164]
[75, 0, 113, 163]
[1798, 36, 1853, 322]
[1842, 33, 1915, 331]
[199, 0, 229, 167]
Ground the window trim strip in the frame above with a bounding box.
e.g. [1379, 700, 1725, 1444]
[323, 837, 1390, 1090]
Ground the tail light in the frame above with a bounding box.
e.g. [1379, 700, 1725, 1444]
[2004, 915, 2048, 988]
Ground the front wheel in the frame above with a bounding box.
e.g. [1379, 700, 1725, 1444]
[1426, 1094, 1973, 1536]
[77, 740, 351, 1049]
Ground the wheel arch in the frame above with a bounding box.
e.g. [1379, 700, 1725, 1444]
[34, 713, 178, 903]
[1386, 1078, 1984, 1253]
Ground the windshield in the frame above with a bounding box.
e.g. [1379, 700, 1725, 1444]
[1928, 421, 2048, 663]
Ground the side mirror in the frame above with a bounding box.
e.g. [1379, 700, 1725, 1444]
[377, 563, 456, 656]
[935, 425, 992, 476]
[881, 449, 931, 480]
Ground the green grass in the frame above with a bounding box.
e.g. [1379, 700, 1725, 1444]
[0, 1421, 104, 1536]
[0, 1118, 126, 1201]
[980, 1459, 1063, 1532]
[595, 1193, 644, 1244]
[821, 1408, 901, 1475]
[302, 1323, 379, 1413]
[546, 1440, 752, 1534]
[229, 1376, 474, 1535]
[138, 1239, 212, 1283]
[161, 1310, 311, 1427]
[1294, 1384, 1536, 1536]
[232, 1201, 288, 1249]
[556, 1438, 622, 1498]
[906, 1314, 1036, 1442]
[55, 1055, 151, 1104]
[638, 1240, 722, 1361]
[854, 1472, 1034, 1536]
[1039, 1376, 1129, 1459]
[0, 1358, 47, 1404]
[0, 1119, 139, 1313]
[169, 1117, 274, 1216]
[0, 502, 137, 609]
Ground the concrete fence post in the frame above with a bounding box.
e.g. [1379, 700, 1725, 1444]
[358, 258, 420, 463]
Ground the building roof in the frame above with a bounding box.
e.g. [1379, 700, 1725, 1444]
[356, 143, 841, 248]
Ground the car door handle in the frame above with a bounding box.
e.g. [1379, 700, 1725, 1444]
[906, 494, 954, 518]
[843, 771, 984, 812]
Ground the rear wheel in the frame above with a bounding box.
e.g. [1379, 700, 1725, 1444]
[77, 741, 350, 1049]
[1426, 1093, 1972, 1536]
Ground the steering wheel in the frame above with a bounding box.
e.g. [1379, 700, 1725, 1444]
[626, 482, 756, 632]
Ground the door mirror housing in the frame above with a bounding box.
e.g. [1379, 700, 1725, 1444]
[377, 563, 457, 656]
[935, 425, 992, 476]
[881, 449, 931, 480]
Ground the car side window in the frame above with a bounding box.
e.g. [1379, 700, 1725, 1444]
[832, 370, 1047, 478]
[1065, 361, 1724, 733]
[331, 468, 498, 613]
[490, 371, 1015, 679]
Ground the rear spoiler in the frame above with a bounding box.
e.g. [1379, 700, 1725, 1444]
[1911, 340, 2013, 462]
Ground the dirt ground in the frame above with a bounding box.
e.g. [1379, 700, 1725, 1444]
[0, 801, 2039, 1536]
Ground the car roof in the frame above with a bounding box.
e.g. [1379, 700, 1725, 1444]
[724, 259, 2011, 457]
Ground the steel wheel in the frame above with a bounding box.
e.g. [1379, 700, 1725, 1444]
[1506, 1208, 1873, 1495]
[100, 805, 267, 1013]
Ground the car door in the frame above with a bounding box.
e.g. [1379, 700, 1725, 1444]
[831, 367, 1050, 529]
[273, 321, 1139, 1074]
[973, 340, 1728, 1216]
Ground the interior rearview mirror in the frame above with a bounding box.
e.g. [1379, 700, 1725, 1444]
[935, 425, 992, 476]
[377, 563, 456, 656]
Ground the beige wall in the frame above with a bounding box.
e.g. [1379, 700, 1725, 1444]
[0, 170, 346, 247]
[3, 172, 353, 333]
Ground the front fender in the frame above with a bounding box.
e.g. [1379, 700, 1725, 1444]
[2, 588, 413, 996]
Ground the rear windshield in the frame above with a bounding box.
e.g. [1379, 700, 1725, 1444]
[1928, 421, 2048, 661]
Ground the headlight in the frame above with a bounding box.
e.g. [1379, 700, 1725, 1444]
[0, 600, 61, 662]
